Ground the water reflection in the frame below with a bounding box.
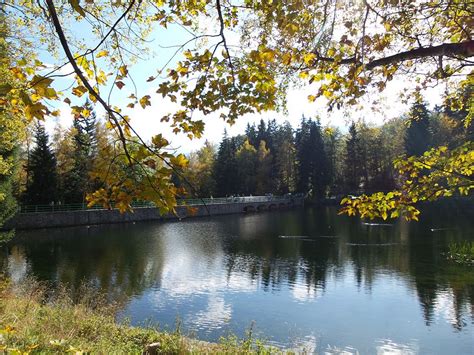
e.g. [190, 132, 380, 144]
[1, 204, 473, 351]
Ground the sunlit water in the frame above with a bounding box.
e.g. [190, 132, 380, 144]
[2, 203, 473, 354]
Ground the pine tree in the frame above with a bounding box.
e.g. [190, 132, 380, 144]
[405, 101, 431, 156]
[24, 123, 57, 205]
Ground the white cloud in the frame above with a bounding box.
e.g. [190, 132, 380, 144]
[188, 295, 232, 330]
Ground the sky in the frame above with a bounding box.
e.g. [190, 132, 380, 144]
[41, 8, 445, 154]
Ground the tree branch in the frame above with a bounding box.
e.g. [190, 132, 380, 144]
[45, 0, 133, 165]
[365, 40, 474, 69]
[216, 0, 235, 81]
[311, 40, 474, 69]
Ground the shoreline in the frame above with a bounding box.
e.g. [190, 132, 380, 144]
[0, 277, 286, 354]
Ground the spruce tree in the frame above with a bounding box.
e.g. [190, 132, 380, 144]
[296, 117, 330, 197]
[63, 101, 98, 203]
[308, 119, 330, 198]
[274, 122, 296, 193]
[296, 117, 312, 193]
[24, 123, 57, 205]
[245, 123, 258, 147]
[213, 130, 239, 196]
[344, 122, 361, 193]
[405, 101, 431, 156]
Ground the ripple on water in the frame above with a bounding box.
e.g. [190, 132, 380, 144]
[374, 338, 419, 354]
[278, 235, 309, 239]
[278, 235, 338, 240]
[346, 242, 399, 246]
[362, 222, 394, 227]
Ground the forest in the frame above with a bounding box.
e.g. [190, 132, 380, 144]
[0, 0, 472, 226]
[19, 87, 472, 209]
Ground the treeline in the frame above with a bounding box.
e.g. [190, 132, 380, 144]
[18, 95, 471, 206]
[19, 101, 111, 205]
[183, 98, 472, 200]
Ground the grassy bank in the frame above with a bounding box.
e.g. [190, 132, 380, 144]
[447, 241, 474, 265]
[0, 277, 281, 354]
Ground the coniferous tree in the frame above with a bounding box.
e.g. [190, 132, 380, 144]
[274, 122, 296, 193]
[256, 119, 268, 146]
[24, 123, 57, 205]
[265, 119, 279, 192]
[308, 119, 330, 198]
[214, 130, 239, 196]
[245, 123, 258, 147]
[295, 117, 330, 197]
[323, 127, 342, 195]
[255, 140, 272, 195]
[63, 101, 98, 203]
[344, 122, 362, 193]
[296, 117, 312, 193]
[405, 101, 431, 156]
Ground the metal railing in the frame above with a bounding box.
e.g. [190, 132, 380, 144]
[18, 195, 300, 214]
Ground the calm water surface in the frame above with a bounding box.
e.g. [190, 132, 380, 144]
[2, 205, 474, 354]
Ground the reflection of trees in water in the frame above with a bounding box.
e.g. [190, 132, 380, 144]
[404, 203, 474, 331]
[3, 223, 168, 301]
[223, 208, 344, 293]
[222, 206, 474, 330]
[2, 205, 473, 331]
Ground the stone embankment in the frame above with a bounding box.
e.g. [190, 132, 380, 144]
[7, 196, 304, 229]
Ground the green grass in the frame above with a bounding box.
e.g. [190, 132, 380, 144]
[0, 277, 288, 354]
[447, 241, 474, 265]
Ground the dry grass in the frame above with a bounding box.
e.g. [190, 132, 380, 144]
[0, 277, 284, 354]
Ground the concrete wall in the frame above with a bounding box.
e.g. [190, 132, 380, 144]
[7, 198, 304, 230]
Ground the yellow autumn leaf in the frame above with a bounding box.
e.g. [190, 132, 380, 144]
[96, 50, 109, 58]
[72, 85, 88, 97]
[281, 52, 292, 66]
[139, 95, 151, 109]
[119, 65, 128, 77]
[303, 53, 316, 65]
[170, 154, 188, 168]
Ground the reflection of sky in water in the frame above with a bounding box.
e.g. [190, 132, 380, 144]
[4, 206, 474, 353]
[7, 246, 30, 282]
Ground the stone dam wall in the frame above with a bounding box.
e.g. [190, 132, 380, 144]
[6, 198, 304, 230]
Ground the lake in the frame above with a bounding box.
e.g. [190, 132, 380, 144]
[1, 204, 473, 354]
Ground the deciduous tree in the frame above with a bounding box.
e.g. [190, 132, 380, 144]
[0, 0, 472, 218]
